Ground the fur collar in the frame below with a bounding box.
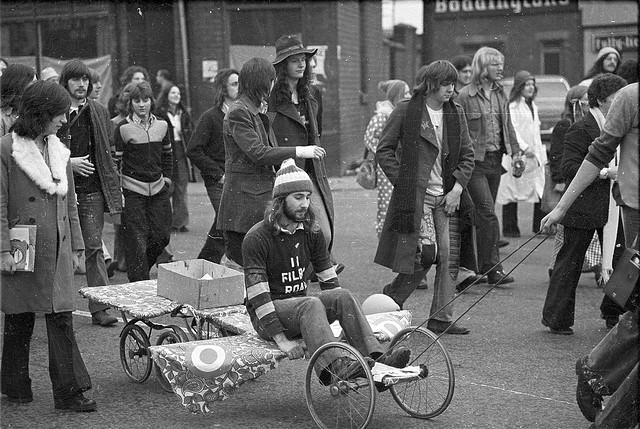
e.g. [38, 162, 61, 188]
[11, 132, 70, 196]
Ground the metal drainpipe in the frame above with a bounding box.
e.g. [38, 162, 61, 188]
[177, 0, 191, 110]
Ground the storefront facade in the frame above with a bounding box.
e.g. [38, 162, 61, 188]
[422, 0, 584, 85]
[0, 1, 388, 175]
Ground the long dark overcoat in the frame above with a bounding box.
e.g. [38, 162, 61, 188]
[268, 93, 335, 248]
[1, 133, 84, 313]
[217, 95, 298, 234]
[560, 111, 610, 229]
[374, 95, 475, 274]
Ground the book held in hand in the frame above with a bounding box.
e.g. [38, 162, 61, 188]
[9, 225, 37, 271]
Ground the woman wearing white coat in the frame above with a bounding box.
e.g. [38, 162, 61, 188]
[497, 71, 547, 237]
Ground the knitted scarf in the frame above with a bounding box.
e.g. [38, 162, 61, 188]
[390, 94, 460, 233]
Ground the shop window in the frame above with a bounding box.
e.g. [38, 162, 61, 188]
[42, 20, 98, 60]
[228, 6, 303, 69]
[2, 23, 37, 56]
[542, 41, 562, 75]
[229, 7, 302, 45]
[461, 41, 505, 57]
[2, 19, 107, 60]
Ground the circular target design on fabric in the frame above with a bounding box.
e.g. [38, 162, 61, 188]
[186, 344, 233, 378]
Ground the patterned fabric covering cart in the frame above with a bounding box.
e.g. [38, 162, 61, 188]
[148, 311, 413, 414]
[78, 280, 246, 321]
[78, 280, 247, 390]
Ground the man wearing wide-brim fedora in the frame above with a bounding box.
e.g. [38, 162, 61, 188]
[268, 34, 344, 279]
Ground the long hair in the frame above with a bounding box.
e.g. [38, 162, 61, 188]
[212, 68, 239, 109]
[114, 82, 137, 118]
[584, 54, 620, 80]
[560, 85, 588, 123]
[126, 81, 155, 116]
[272, 55, 313, 107]
[0, 64, 36, 110]
[378, 79, 408, 106]
[414, 60, 458, 95]
[508, 71, 537, 117]
[156, 83, 186, 115]
[11, 81, 71, 139]
[238, 58, 276, 107]
[471, 47, 504, 85]
[59, 59, 93, 97]
[264, 195, 316, 236]
[119, 65, 149, 87]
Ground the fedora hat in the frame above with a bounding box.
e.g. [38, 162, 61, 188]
[273, 35, 317, 65]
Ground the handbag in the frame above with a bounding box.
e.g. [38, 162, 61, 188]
[355, 148, 377, 190]
[541, 167, 563, 214]
[604, 246, 640, 310]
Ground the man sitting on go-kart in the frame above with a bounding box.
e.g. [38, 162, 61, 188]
[242, 159, 410, 384]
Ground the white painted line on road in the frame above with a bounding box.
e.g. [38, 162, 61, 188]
[457, 376, 575, 405]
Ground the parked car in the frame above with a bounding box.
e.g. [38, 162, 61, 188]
[501, 74, 570, 146]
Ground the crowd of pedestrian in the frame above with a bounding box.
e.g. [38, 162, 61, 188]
[0, 38, 637, 427]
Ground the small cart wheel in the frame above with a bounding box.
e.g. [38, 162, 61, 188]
[154, 328, 188, 392]
[305, 342, 375, 429]
[119, 323, 153, 383]
[389, 326, 455, 419]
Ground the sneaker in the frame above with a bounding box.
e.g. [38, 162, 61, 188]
[319, 356, 374, 385]
[91, 310, 118, 327]
[575, 356, 603, 422]
[456, 274, 482, 293]
[378, 347, 411, 368]
[487, 270, 515, 285]
[427, 319, 470, 335]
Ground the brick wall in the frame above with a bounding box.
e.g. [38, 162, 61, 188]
[334, 1, 385, 175]
[185, 1, 227, 122]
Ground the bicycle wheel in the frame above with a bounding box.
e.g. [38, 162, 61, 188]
[119, 323, 152, 383]
[154, 327, 189, 392]
[305, 342, 375, 429]
[389, 326, 454, 419]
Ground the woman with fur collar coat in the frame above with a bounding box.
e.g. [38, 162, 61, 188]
[0, 81, 96, 411]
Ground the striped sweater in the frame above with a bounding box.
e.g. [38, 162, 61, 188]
[242, 220, 338, 338]
[114, 114, 173, 195]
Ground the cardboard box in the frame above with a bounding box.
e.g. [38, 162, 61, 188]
[157, 259, 245, 309]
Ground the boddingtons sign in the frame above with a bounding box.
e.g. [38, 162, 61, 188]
[433, 0, 574, 15]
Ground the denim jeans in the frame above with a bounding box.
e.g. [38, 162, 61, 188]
[170, 154, 190, 229]
[122, 187, 172, 282]
[77, 192, 109, 314]
[383, 194, 457, 322]
[252, 288, 384, 370]
[467, 152, 503, 273]
[198, 179, 225, 263]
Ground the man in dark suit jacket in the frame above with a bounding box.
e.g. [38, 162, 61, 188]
[541, 73, 627, 335]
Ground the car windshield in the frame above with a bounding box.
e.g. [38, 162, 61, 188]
[536, 82, 569, 98]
